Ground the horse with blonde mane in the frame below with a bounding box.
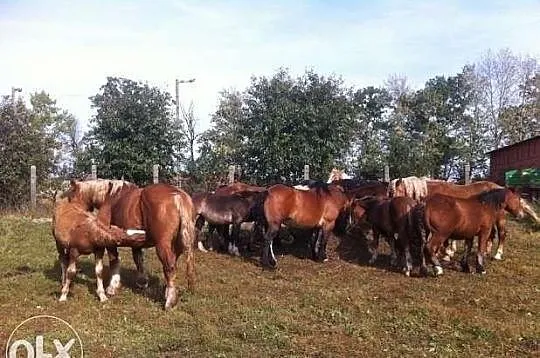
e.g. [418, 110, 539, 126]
[55, 180, 196, 309]
[390, 176, 539, 260]
[61, 179, 152, 291]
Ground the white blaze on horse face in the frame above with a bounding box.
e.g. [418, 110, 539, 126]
[127, 229, 146, 236]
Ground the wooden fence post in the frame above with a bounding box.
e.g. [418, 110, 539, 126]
[153, 164, 159, 184]
[384, 165, 390, 182]
[303, 165, 310, 181]
[30, 165, 36, 210]
[228, 165, 235, 184]
[91, 164, 97, 180]
[465, 163, 471, 184]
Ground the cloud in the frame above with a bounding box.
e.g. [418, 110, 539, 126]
[1, 0, 539, 132]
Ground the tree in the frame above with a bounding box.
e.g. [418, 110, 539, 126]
[77, 77, 184, 185]
[198, 69, 355, 184]
[473, 49, 539, 149]
[0, 92, 76, 207]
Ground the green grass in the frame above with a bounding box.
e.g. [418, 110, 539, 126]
[0, 215, 538, 357]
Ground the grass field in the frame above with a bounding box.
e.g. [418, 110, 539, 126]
[0, 213, 538, 357]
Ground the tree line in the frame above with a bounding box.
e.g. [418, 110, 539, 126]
[1, 48, 538, 207]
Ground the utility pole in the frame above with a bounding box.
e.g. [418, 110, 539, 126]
[11, 87, 22, 115]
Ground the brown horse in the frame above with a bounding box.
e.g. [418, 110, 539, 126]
[59, 179, 151, 290]
[261, 182, 352, 268]
[192, 190, 265, 256]
[352, 196, 422, 275]
[214, 182, 266, 195]
[53, 182, 147, 302]
[55, 181, 195, 309]
[423, 188, 525, 276]
[389, 177, 510, 260]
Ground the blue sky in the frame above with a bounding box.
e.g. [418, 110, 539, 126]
[1, 0, 539, 133]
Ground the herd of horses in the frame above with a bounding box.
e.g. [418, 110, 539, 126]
[51, 169, 539, 309]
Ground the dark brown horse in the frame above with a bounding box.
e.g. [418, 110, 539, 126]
[55, 181, 195, 309]
[260, 182, 352, 268]
[422, 188, 525, 276]
[192, 190, 265, 256]
[352, 196, 422, 275]
[214, 182, 266, 195]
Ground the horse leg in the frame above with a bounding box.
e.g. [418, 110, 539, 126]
[368, 229, 380, 264]
[105, 246, 122, 295]
[426, 233, 444, 276]
[387, 234, 398, 267]
[130, 248, 149, 289]
[155, 240, 179, 310]
[398, 229, 412, 276]
[261, 223, 279, 269]
[460, 239, 473, 273]
[442, 239, 458, 262]
[55, 241, 68, 285]
[230, 224, 241, 257]
[493, 214, 506, 260]
[94, 248, 108, 302]
[59, 248, 79, 302]
[195, 215, 208, 253]
[476, 231, 490, 274]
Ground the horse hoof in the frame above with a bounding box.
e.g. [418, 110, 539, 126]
[442, 255, 452, 262]
[404, 270, 410, 277]
[98, 293, 108, 302]
[479, 270, 487, 275]
[434, 266, 444, 276]
[164, 288, 178, 310]
[58, 295, 67, 302]
[493, 252, 502, 260]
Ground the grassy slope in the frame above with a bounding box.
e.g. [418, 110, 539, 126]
[0, 215, 538, 357]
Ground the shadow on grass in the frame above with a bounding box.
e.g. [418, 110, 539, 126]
[205, 224, 403, 274]
[43, 257, 165, 305]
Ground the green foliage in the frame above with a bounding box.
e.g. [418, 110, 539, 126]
[198, 69, 356, 184]
[76, 77, 184, 185]
[0, 93, 75, 208]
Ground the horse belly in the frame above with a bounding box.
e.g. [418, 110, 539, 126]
[205, 211, 233, 225]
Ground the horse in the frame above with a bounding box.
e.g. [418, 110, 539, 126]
[422, 188, 525, 276]
[214, 182, 266, 195]
[389, 177, 509, 260]
[351, 196, 423, 276]
[55, 180, 196, 309]
[192, 190, 266, 256]
[53, 181, 147, 303]
[260, 182, 353, 268]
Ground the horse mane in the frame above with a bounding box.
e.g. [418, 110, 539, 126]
[308, 180, 332, 194]
[476, 188, 508, 210]
[395, 176, 430, 201]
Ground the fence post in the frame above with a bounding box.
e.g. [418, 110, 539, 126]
[465, 163, 471, 184]
[384, 165, 390, 182]
[228, 165, 235, 184]
[91, 164, 97, 180]
[30, 165, 36, 210]
[153, 164, 159, 184]
[303, 165, 310, 181]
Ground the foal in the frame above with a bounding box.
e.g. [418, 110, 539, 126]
[423, 188, 524, 276]
[53, 182, 146, 302]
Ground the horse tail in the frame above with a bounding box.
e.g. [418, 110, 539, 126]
[176, 192, 196, 291]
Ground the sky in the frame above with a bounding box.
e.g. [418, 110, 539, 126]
[1, 0, 540, 134]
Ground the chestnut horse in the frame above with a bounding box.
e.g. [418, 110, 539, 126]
[55, 181, 195, 309]
[351, 196, 423, 276]
[423, 188, 525, 276]
[389, 177, 510, 260]
[60, 179, 150, 290]
[260, 182, 352, 268]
